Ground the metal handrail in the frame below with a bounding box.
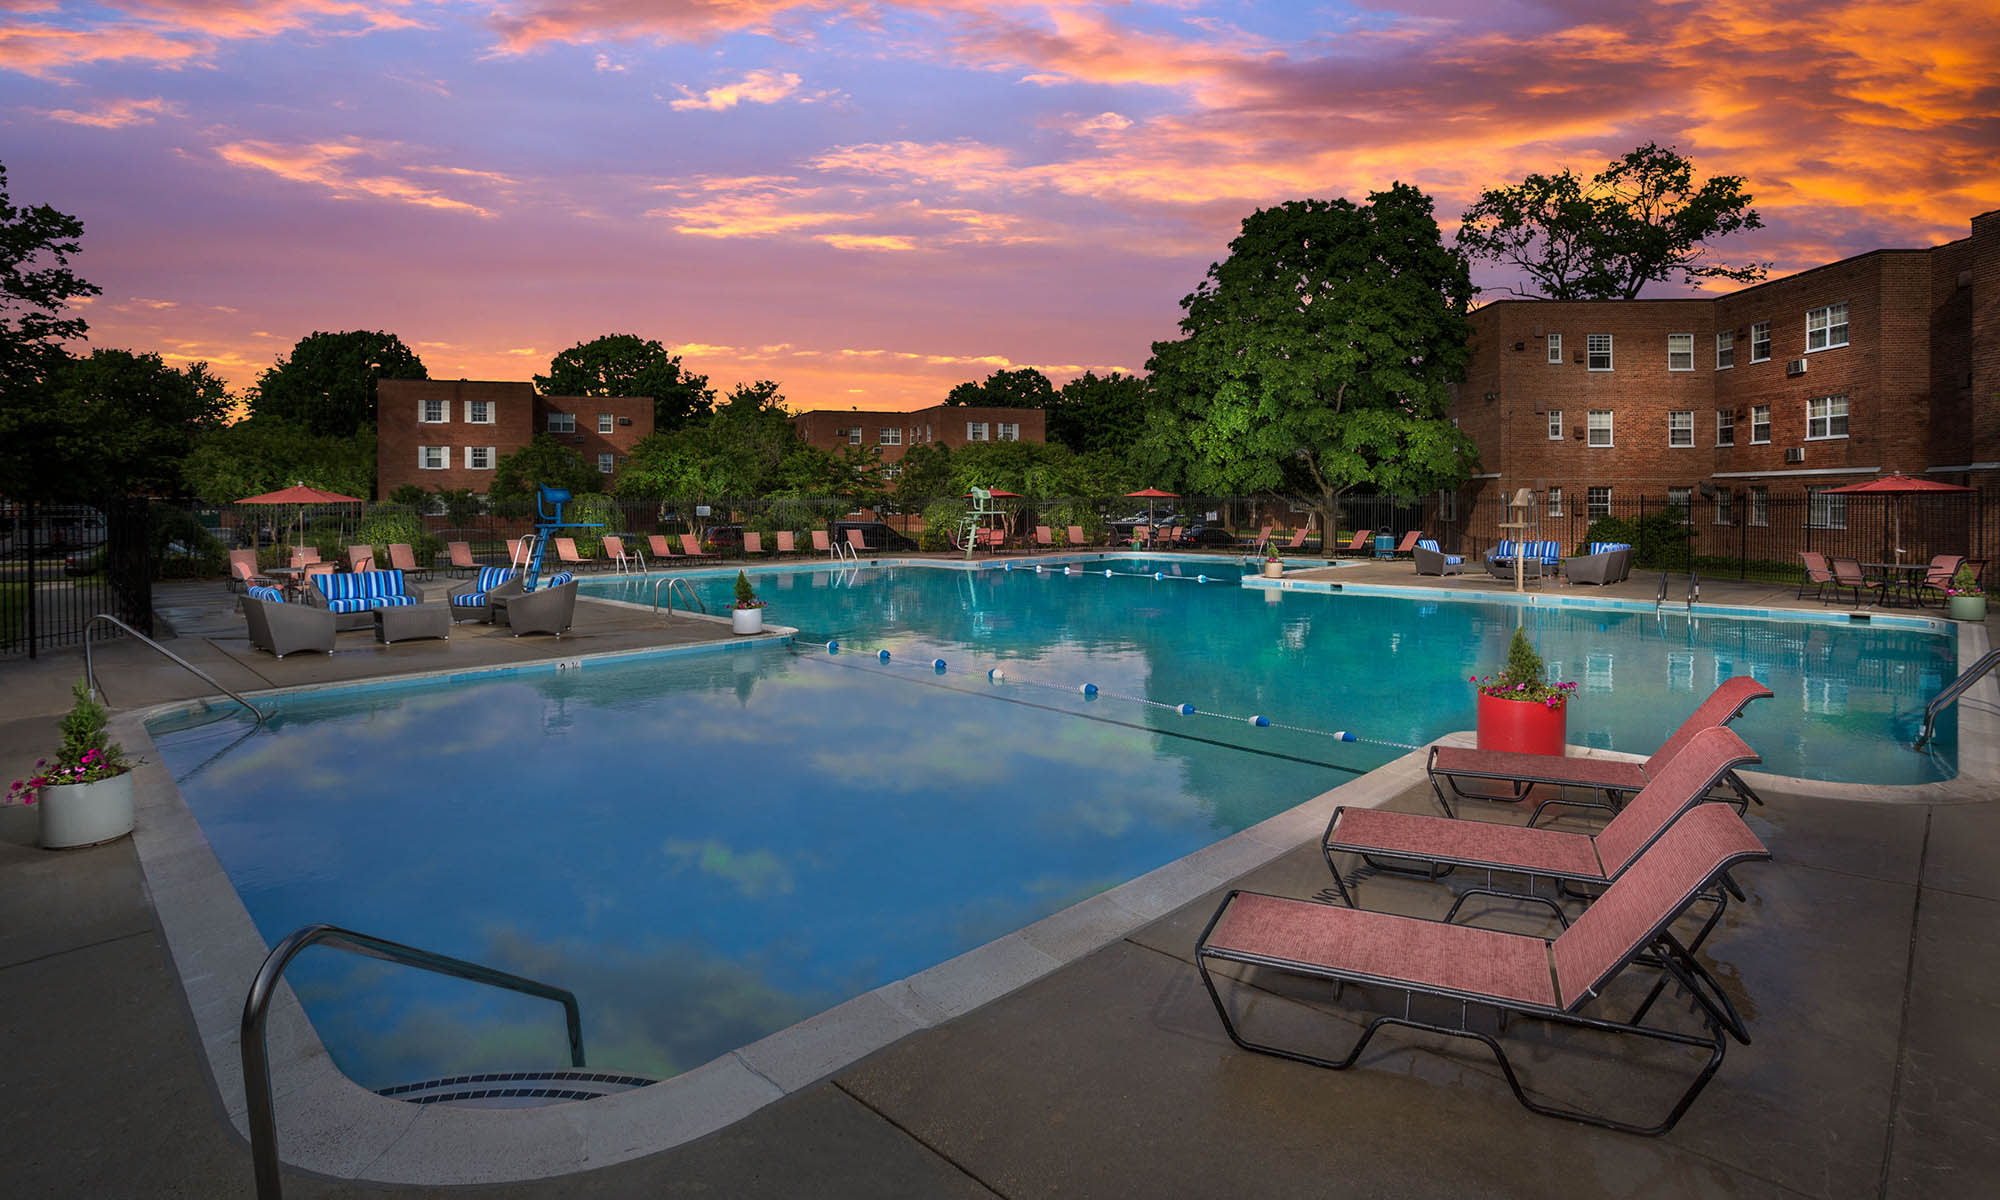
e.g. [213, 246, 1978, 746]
[1687, 566, 1700, 612]
[1656, 570, 1669, 609]
[652, 575, 706, 615]
[1916, 648, 2000, 748]
[85, 614, 264, 724]
[242, 923, 585, 1199]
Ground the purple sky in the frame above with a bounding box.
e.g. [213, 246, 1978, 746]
[4, 0, 1994, 412]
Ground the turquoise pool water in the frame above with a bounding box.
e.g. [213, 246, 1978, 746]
[150, 555, 1955, 1090]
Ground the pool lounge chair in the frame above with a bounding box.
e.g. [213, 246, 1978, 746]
[551, 537, 593, 573]
[775, 530, 799, 558]
[1067, 525, 1092, 548]
[1341, 529, 1372, 556]
[1413, 539, 1464, 576]
[1797, 552, 1834, 602]
[1325, 727, 1759, 920]
[1427, 675, 1772, 819]
[601, 535, 634, 573]
[386, 542, 431, 581]
[846, 528, 873, 556]
[1035, 525, 1056, 549]
[241, 586, 335, 658]
[1197, 803, 1770, 1136]
[1275, 528, 1311, 555]
[812, 529, 835, 557]
[345, 544, 376, 573]
[742, 531, 767, 557]
[445, 541, 477, 578]
[679, 534, 721, 564]
[1390, 530, 1423, 558]
[1829, 557, 1881, 606]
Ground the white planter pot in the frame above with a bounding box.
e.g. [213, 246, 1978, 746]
[1262, 561, 1283, 578]
[38, 772, 136, 849]
[1949, 594, 1987, 623]
[732, 607, 765, 634]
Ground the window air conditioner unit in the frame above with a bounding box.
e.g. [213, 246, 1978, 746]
[1786, 358, 1808, 377]
[1784, 448, 1805, 464]
[618, 416, 632, 426]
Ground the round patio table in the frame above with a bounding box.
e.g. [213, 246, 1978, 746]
[1861, 562, 1931, 607]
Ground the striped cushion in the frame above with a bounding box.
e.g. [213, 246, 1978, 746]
[1489, 539, 1516, 560]
[312, 569, 412, 614]
[1589, 542, 1631, 555]
[450, 591, 488, 608]
[1536, 540, 1561, 564]
[452, 566, 518, 607]
[546, 571, 575, 587]
[1418, 539, 1439, 552]
[246, 585, 285, 603]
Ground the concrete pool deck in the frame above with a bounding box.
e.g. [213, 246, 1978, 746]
[4, 567, 1997, 1196]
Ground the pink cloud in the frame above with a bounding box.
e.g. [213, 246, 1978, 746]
[215, 138, 499, 216]
[33, 96, 184, 127]
[669, 67, 802, 111]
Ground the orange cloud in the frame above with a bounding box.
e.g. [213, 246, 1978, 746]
[33, 95, 183, 127]
[669, 67, 801, 111]
[215, 138, 498, 216]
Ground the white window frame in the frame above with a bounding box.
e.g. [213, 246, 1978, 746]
[1586, 486, 1612, 519]
[1587, 333, 1613, 371]
[418, 445, 447, 470]
[1714, 488, 1733, 526]
[1806, 485, 1848, 530]
[1750, 321, 1771, 363]
[1586, 409, 1614, 447]
[420, 399, 447, 424]
[1546, 333, 1562, 363]
[997, 422, 1019, 442]
[1668, 410, 1694, 447]
[1547, 486, 1563, 517]
[966, 422, 989, 442]
[464, 400, 493, 425]
[1806, 302, 1849, 352]
[1750, 405, 1771, 445]
[597, 452, 614, 474]
[598, 413, 614, 435]
[879, 427, 902, 446]
[1715, 331, 1735, 370]
[1750, 485, 1769, 527]
[1667, 487, 1693, 519]
[1716, 410, 1735, 446]
[1805, 394, 1849, 440]
[1547, 409, 1563, 440]
[847, 428, 862, 445]
[1667, 333, 1695, 371]
[464, 446, 494, 470]
[547, 412, 575, 434]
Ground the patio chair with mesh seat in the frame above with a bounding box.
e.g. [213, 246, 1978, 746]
[1829, 557, 1881, 606]
[1797, 552, 1834, 602]
[1197, 803, 1771, 1136]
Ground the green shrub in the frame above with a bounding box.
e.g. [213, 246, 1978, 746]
[921, 499, 967, 551]
[354, 508, 441, 567]
[1043, 501, 1102, 545]
[1582, 516, 1638, 557]
[149, 506, 227, 579]
[564, 493, 624, 558]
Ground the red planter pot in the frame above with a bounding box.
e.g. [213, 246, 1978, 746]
[1476, 691, 1569, 756]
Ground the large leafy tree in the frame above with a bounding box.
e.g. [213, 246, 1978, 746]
[249, 330, 428, 437]
[944, 367, 1055, 408]
[37, 350, 232, 497]
[1457, 143, 1766, 299]
[0, 161, 97, 392]
[616, 380, 843, 503]
[536, 334, 715, 432]
[182, 417, 376, 503]
[489, 433, 598, 505]
[1145, 184, 1479, 533]
[1047, 370, 1150, 456]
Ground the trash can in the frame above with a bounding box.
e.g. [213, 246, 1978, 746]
[1374, 534, 1394, 558]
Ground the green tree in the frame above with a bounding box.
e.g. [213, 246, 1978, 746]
[1457, 143, 1766, 299]
[536, 334, 715, 432]
[387, 484, 430, 508]
[433, 486, 483, 527]
[0, 161, 98, 393]
[1144, 184, 1479, 533]
[182, 417, 376, 504]
[28, 350, 233, 498]
[248, 330, 427, 437]
[895, 442, 953, 502]
[944, 367, 1055, 408]
[489, 434, 597, 506]
[1048, 370, 1150, 456]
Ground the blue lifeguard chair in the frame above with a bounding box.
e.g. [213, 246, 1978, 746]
[524, 484, 603, 590]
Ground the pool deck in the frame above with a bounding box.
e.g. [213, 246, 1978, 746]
[5, 564, 1999, 1197]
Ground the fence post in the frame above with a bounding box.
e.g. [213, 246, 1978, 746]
[25, 499, 37, 659]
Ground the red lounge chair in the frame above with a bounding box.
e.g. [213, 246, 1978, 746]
[1067, 524, 1091, 548]
[812, 529, 834, 556]
[345, 544, 375, 573]
[1035, 525, 1055, 549]
[1326, 727, 1758, 920]
[552, 536, 591, 572]
[387, 542, 431, 581]
[646, 534, 678, 562]
[846, 527, 871, 555]
[679, 533, 720, 563]
[1426, 676, 1772, 819]
[1797, 551, 1834, 602]
[1198, 803, 1770, 1136]
[1343, 529, 1372, 555]
[1391, 530, 1423, 558]
[774, 530, 798, 557]
[601, 535, 634, 572]
[446, 541, 476, 577]
[743, 531, 767, 557]
[1276, 528, 1310, 555]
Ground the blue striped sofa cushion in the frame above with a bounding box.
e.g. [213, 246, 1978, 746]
[452, 566, 517, 608]
[1488, 539, 1516, 561]
[1535, 540, 1561, 564]
[1416, 539, 1464, 564]
[1588, 542, 1631, 555]
[313, 569, 415, 614]
[542, 571, 575, 589]
[246, 585, 286, 603]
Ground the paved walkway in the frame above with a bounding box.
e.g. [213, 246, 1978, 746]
[4, 567, 1996, 1197]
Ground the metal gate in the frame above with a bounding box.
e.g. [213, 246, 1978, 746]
[0, 498, 153, 659]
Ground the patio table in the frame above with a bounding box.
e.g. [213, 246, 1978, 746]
[1862, 562, 1932, 607]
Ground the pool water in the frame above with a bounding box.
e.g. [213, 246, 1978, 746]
[151, 556, 1956, 1090]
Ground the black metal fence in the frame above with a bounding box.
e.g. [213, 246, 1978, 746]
[1, 499, 153, 659]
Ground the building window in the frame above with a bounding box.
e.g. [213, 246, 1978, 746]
[418, 445, 447, 470]
[1547, 486, 1563, 517]
[1806, 302, 1849, 352]
[1716, 331, 1735, 369]
[1669, 410, 1694, 447]
[464, 400, 492, 424]
[597, 453, 614, 474]
[598, 413, 614, 435]
[1586, 486, 1612, 519]
[1546, 333, 1562, 363]
[465, 446, 493, 470]
[1667, 486, 1692, 518]
[1716, 410, 1735, 446]
[1547, 409, 1563, 440]
[1750, 321, 1770, 362]
[1807, 485, 1847, 529]
[997, 422, 1019, 442]
[1806, 394, 1849, 440]
[1714, 488, 1733, 525]
[848, 428, 862, 445]
[1750, 405, 1771, 444]
[1586, 410, 1613, 447]
[1587, 333, 1613, 371]
[879, 427, 902, 446]
[420, 399, 447, 424]
[547, 412, 575, 433]
[1668, 333, 1694, 371]
[1750, 485, 1768, 527]
[967, 422, 989, 442]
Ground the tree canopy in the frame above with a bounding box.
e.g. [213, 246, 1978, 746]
[489, 433, 600, 505]
[181, 416, 376, 504]
[0, 161, 98, 393]
[248, 330, 428, 437]
[1457, 143, 1766, 299]
[1046, 370, 1150, 457]
[1144, 184, 1479, 529]
[536, 334, 715, 432]
[615, 380, 853, 503]
[944, 367, 1055, 409]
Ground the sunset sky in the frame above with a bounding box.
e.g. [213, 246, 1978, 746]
[4, 1, 1994, 413]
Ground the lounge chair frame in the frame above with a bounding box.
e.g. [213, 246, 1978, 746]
[1197, 805, 1768, 1136]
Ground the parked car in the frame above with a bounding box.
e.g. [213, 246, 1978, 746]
[702, 525, 748, 553]
[830, 520, 918, 551]
[1181, 525, 1240, 548]
[63, 547, 105, 576]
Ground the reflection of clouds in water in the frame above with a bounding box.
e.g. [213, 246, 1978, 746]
[662, 838, 796, 899]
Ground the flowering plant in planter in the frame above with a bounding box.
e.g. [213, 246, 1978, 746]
[1944, 564, 1984, 597]
[1472, 627, 1577, 711]
[732, 570, 766, 611]
[5, 680, 131, 806]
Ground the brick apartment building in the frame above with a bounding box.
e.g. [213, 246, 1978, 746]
[376, 380, 653, 500]
[790, 405, 1046, 464]
[1448, 208, 1999, 548]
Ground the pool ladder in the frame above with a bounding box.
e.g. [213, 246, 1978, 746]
[1916, 648, 2000, 749]
[652, 576, 706, 616]
[241, 924, 587, 1199]
[1655, 568, 1699, 612]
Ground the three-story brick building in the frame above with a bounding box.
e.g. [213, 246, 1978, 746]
[376, 380, 653, 500]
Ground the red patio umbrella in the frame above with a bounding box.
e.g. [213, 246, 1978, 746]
[962, 490, 1022, 499]
[1822, 474, 1972, 561]
[235, 483, 364, 555]
[1124, 487, 1179, 529]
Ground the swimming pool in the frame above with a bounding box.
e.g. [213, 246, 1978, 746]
[150, 555, 1955, 1091]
